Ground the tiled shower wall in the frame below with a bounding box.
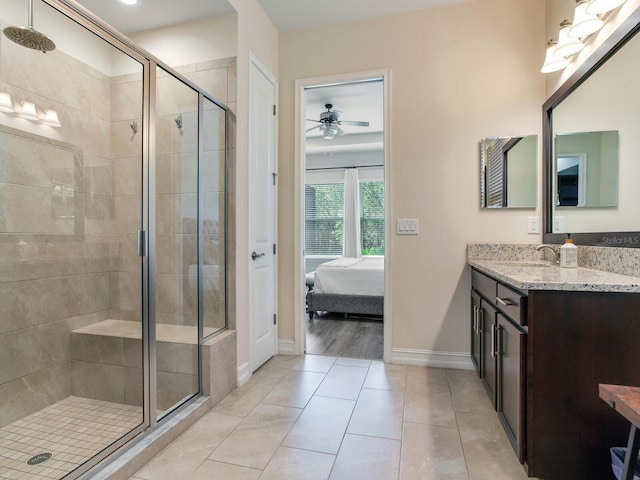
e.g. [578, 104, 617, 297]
[0, 32, 126, 428]
[0, 23, 236, 426]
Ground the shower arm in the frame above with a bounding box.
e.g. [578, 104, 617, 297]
[28, 0, 33, 29]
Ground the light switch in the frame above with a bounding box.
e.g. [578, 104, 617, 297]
[553, 216, 564, 233]
[527, 216, 540, 234]
[397, 219, 419, 235]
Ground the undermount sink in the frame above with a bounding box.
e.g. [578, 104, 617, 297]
[492, 261, 553, 268]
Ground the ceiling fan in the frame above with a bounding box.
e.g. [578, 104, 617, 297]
[306, 103, 370, 139]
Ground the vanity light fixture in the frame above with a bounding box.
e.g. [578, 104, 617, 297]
[0, 92, 13, 112]
[41, 109, 61, 127]
[18, 101, 39, 121]
[586, 0, 627, 15]
[569, 0, 604, 38]
[540, 40, 570, 73]
[555, 20, 585, 57]
[542, 0, 627, 73]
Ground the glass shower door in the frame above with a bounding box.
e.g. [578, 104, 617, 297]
[0, 1, 146, 478]
[154, 67, 200, 417]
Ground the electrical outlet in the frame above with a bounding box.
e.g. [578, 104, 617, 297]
[527, 216, 540, 234]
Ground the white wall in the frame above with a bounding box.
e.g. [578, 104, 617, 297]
[277, 0, 545, 359]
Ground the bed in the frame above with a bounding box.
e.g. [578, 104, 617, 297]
[306, 256, 384, 318]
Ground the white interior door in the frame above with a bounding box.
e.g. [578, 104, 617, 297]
[249, 54, 277, 372]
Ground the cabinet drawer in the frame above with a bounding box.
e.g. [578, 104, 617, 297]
[472, 269, 497, 302]
[496, 283, 527, 326]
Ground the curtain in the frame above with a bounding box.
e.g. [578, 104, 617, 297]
[343, 168, 361, 257]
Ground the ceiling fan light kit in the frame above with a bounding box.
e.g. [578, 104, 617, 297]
[306, 103, 370, 140]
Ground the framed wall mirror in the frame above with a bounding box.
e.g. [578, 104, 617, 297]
[543, 8, 640, 247]
[480, 135, 537, 209]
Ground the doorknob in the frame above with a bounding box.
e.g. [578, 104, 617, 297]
[251, 251, 265, 261]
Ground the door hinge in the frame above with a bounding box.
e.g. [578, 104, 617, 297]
[273, 104, 276, 116]
[273, 243, 277, 255]
[273, 314, 277, 325]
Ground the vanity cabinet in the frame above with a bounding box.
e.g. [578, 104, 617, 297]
[470, 263, 640, 479]
[471, 269, 526, 462]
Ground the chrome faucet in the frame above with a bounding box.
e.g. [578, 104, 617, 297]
[536, 244, 560, 264]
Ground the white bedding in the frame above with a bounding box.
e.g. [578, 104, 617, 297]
[313, 256, 384, 296]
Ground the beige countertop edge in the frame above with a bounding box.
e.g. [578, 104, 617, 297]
[468, 259, 640, 293]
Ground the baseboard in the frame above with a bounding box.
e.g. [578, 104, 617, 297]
[391, 348, 474, 370]
[278, 339, 295, 356]
[237, 361, 251, 386]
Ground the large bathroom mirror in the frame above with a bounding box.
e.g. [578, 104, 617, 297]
[543, 8, 640, 247]
[480, 135, 537, 208]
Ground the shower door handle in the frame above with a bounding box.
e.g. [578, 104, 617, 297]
[137, 231, 147, 257]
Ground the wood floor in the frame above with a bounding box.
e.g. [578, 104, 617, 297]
[305, 311, 383, 359]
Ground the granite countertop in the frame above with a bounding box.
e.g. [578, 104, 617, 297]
[468, 259, 640, 293]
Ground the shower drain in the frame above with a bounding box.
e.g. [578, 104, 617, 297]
[27, 453, 52, 466]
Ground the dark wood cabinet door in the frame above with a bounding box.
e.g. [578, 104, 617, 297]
[496, 313, 526, 463]
[471, 290, 482, 377]
[480, 301, 497, 408]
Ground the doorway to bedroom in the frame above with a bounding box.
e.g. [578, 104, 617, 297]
[302, 76, 387, 360]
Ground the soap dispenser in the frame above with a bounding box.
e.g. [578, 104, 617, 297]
[560, 233, 578, 268]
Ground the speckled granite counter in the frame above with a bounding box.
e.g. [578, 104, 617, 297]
[468, 259, 640, 293]
[467, 243, 640, 293]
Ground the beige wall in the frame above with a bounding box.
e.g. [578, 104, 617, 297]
[129, 14, 237, 69]
[277, 0, 545, 359]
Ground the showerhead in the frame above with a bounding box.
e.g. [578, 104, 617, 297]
[3, 26, 55, 53]
[3, 0, 55, 53]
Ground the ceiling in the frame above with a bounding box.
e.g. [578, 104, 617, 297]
[305, 80, 383, 147]
[73, 0, 472, 34]
[74, 0, 235, 33]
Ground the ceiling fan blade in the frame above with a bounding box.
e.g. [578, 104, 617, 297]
[306, 118, 321, 123]
[306, 125, 322, 133]
[339, 120, 370, 127]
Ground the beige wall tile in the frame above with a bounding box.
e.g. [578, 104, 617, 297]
[0, 363, 70, 428]
[111, 80, 144, 122]
[71, 360, 125, 403]
[157, 371, 198, 411]
[71, 332, 125, 365]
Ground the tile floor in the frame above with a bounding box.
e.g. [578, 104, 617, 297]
[130, 355, 535, 480]
[0, 396, 142, 480]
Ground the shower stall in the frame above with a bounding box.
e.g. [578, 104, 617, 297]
[0, 1, 230, 478]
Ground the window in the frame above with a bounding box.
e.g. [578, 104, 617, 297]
[305, 178, 385, 256]
[360, 181, 385, 255]
[305, 183, 344, 255]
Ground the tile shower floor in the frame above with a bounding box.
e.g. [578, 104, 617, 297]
[130, 355, 538, 480]
[0, 396, 141, 480]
